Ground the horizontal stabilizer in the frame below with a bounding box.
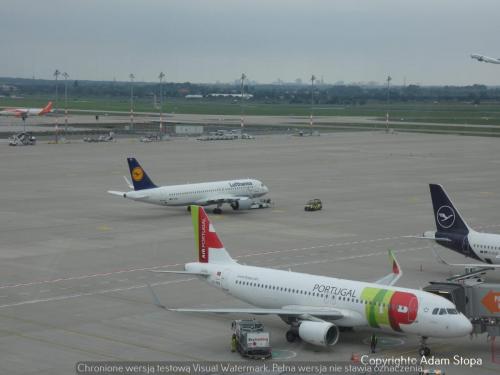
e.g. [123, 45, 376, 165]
[408, 233, 452, 242]
[150, 270, 209, 276]
[107, 190, 126, 197]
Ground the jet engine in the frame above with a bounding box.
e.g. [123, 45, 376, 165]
[231, 199, 254, 210]
[298, 321, 340, 347]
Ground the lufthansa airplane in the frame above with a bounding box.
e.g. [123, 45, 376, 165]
[421, 184, 500, 268]
[0, 102, 52, 119]
[108, 158, 269, 214]
[151, 206, 472, 356]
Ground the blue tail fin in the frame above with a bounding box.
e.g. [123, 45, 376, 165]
[127, 158, 157, 190]
[429, 184, 469, 234]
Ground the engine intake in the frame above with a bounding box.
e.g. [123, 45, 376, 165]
[231, 199, 253, 210]
[298, 321, 340, 347]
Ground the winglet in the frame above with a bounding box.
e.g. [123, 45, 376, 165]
[146, 283, 166, 309]
[389, 250, 401, 275]
[123, 176, 133, 189]
[374, 250, 403, 286]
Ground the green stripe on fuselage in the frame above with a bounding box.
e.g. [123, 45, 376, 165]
[191, 206, 199, 257]
[361, 287, 394, 328]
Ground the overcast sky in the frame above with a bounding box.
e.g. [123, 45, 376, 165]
[2, 0, 500, 85]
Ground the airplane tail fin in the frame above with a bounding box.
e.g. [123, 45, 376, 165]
[39, 102, 52, 115]
[429, 184, 470, 234]
[191, 205, 235, 264]
[126, 157, 157, 190]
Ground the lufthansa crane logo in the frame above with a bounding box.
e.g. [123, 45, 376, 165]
[436, 205, 455, 229]
[131, 167, 144, 182]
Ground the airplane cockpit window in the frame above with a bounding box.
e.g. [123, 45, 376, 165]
[447, 308, 458, 314]
[432, 308, 439, 315]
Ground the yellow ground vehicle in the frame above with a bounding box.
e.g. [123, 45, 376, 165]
[304, 198, 322, 211]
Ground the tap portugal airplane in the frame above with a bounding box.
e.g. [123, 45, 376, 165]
[108, 158, 269, 214]
[420, 184, 500, 268]
[0, 102, 52, 119]
[152, 206, 472, 355]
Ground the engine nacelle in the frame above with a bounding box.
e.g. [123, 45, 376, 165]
[231, 199, 254, 210]
[298, 321, 340, 347]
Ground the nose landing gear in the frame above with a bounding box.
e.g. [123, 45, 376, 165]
[419, 336, 431, 356]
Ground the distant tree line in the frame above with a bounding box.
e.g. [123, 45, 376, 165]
[1, 77, 499, 105]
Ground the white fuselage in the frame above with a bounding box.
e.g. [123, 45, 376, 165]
[468, 230, 500, 265]
[125, 179, 268, 206]
[471, 54, 500, 64]
[184, 262, 472, 339]
[0, 107, 45, 117]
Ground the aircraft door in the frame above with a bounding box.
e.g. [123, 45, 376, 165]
[220, 269, 233, 292]
[408, 297, 418, 323]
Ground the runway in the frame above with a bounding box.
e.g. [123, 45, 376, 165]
[0, 132, 499, 374]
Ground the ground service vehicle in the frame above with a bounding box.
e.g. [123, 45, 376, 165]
[8, 132, 36, 146]
[231, 320, 272, 359]
[304, 198, 322, 211]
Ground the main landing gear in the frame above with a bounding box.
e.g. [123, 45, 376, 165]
[212, 204, 223, 214]
[285, 322, 300, 343]
[286, 329, 298, 343]
[418, 336, 431, 356]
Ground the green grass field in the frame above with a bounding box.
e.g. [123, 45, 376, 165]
[2, 95, 500, 126]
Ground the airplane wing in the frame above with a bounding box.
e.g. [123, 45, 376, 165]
[146, 283, 351, 321]
[373, 250, 402, 286]
[168, 306, 346, 320]
[431, 247, 500, 268]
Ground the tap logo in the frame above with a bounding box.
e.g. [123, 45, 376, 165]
[437, 205, 455, 229]
[131, 167, 144, 182]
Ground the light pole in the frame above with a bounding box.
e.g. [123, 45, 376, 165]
[310, 74, 316, 133]
[240, 73, 246, 129]
[386, 75, 392, 132]
[54, 69, 60, 143]
[62, 72, 69, 134]
[159, 72, 165, 136]
[129, 73, 135, 131]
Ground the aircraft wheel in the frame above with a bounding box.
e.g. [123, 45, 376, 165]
[213, 208, 222, 214]
[286, 330, 297, 343]
[186, 206, 191, 212]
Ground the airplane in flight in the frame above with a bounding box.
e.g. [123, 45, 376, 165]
[151, 205, 472, 356]
[0, 102, 53, 119]
[420, 184, 500, 268]
[471, 53, 500, 65]
[108, 158, 269, 214]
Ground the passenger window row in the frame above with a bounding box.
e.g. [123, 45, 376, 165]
[170, 188, 228, 196]
[477, 244, 498, 251]
[234, 280, 401, 309]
